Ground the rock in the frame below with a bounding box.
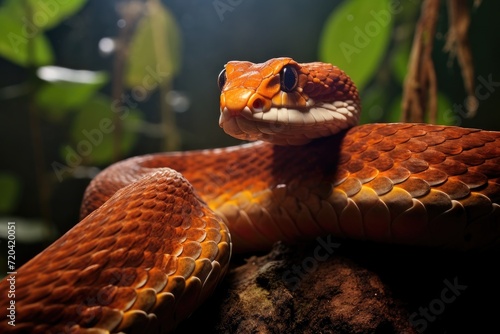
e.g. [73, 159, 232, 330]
[174, 236, 500, 333]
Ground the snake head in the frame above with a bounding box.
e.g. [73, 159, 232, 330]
[218, 57, 361, 145]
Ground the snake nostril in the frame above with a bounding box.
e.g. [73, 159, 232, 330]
[252, 98, 265, 111]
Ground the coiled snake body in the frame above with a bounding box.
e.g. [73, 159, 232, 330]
[1, 58, 500, 333]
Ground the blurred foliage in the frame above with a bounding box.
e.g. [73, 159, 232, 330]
[391, 42, 411, 84]
[35, 67, 109, 120]
[386, 93, 452, 124]
[0, 172, 20, 214]
[126, 0, 181, 88]
[68, 95, 143, 165]
[319, 0, 393, 91]
[0, 0, 181, 247]
[0, 0, 87, 66]
[319, 0, 456, 126]
[0, 0, 182, 179]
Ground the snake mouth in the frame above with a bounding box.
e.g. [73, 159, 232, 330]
[219, 100, 360, 145]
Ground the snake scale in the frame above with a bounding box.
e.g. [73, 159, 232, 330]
[1, 57, 499, 333]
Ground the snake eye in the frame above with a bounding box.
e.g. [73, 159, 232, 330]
[218, 69, 227, 91]
[279, 65, 298, 92]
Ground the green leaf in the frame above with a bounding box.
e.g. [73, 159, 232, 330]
[27, 0, 87, 31]
[319, 0, 394, 91]
[35, 67, 108, 120]
[63, 95, 142, 166]
[0, 173, 21, 213]
[126, 1, 181, 89]
[0, 11, 54, 67]
[0, 10, 54, 66]
[0, 0, 86, 66]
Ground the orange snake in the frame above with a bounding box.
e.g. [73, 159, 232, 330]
[1, 57, 500, 333]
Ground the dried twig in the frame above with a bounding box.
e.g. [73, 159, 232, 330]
[402, 0, 440, 123]
[444, 0, 477, 117]
[402, 0, 480, 123]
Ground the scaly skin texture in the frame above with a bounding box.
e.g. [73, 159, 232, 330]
[82, 124, 500, 253]
[1, 58, 499, 333]
[1, 171, 230, 333]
